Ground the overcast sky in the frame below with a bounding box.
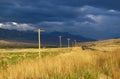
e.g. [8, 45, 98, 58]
[0, 0, 120, 39]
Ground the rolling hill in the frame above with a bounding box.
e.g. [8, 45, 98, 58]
[78, 38, 120, 47]
[0, 28, 95, 47]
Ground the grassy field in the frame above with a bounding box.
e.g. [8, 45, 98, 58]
[0, 39, 120, 79]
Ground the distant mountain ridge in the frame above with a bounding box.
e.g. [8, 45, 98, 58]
[0, 28, 96, 46]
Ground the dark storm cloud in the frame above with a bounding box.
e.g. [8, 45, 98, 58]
[52, 0, 120, 11]
[0, 0, 120, 23]
[88, 0, 120, 11]
[0, 0, 80, 23]
[0, 0, 120, 39]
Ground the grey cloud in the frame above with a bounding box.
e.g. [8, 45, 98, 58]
[0, 0, 120, 39]
[0, 0, 80, 23]
[34, 6, 120, 39]
[1, 0, 120, 23]
[0, 22, 36, 31]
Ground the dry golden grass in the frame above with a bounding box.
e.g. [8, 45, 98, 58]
[0, 47, 120, 79]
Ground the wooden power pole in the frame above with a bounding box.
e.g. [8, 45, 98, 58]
[74, 40, 77, 47]
[67, 38, 70, 48]
[35, 29, 45, 57]
[59, 36, 62, 48]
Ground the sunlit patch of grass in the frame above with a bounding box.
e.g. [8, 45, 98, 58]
[0, 47, 120, 79]
[0, 48, 72, 70]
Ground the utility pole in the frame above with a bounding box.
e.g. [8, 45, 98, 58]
[74, 40, 77, 47]
[59, 36, 62, 48]
[72, 41, 74, 47]
[38, 29, 41, 57]
[35, 29, 45, 57]
[67, 38, 70, 48]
